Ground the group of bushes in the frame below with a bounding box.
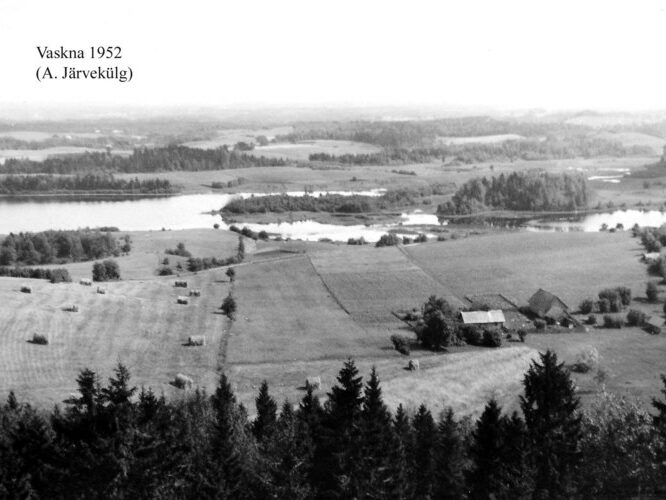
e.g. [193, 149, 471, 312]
[0, 266, 71, 283]
[92, 260, 121, 282]
[579, 286, 632, 314]
[165, 242, 192, 258]
[186, 255, 240, 272]
[228, 225, 269, 241]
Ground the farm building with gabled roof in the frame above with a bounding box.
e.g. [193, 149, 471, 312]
[528, 288, 569, 320]
[460, 310, 506, 325]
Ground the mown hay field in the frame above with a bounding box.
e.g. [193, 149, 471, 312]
[0, 270, 230, 407]
[226, 256, 388, 365]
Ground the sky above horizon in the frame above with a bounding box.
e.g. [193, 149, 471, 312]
[1, 0, 665, 113]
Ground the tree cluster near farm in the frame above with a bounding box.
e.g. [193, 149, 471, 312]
[0, 353, 664, 498]
[0, 230, 129, 266]
[439, 171, 590, 215]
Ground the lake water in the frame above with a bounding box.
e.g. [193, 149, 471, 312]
[525, 209, 666, 232]
[0, 190, 387, 236]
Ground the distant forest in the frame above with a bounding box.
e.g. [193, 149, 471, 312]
[0, 352, 664, 498]
[1, 146, 286, 175]
[223, 186, 446, 214]
[0, 174, 175, 194]
[280, 116, 655, 155]
[0, 230, 129, 266]
[308, 135, 647, 165]
[438, 172, 590, 215]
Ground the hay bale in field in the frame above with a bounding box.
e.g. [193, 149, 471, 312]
[173, 373, 193, 389]
[189, 289, 201, 297]
[408, 359, 420, 371]
[31, 333, 48, 345]
[174, 280, 188, 288]
[177, 296, 189, 305]
[20, 285, 32, 293]
[96, 287, 106, 294]
[187, 335, 206, 346]
[305, 376, 321, 390]
[80, 278, 92, 286]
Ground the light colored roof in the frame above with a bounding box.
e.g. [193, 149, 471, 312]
[643, 252, 661, 260]
[461, 310, 506, 324]
[646, 316, 663, 328]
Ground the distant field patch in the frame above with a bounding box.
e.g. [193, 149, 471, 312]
[594, 131, 665, 154]
[250, 140, 382, 161]
[183, 126, 294, 149]
[309, 245, 465, 329]
[0, 147, 130, 164]
[404, 231, 646, 308]
[436, 134, 525, 145]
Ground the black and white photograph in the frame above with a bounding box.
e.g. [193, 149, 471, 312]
[1, 0, 666, 497]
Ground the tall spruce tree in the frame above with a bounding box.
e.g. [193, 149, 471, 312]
[412, 404, 437, 499]
[521, 350, 582, 499]
[253, 380, 277, 444]
[359, 367, 400, 498]
[467, 400, 504, 499]
[434, 407, 466, 500]
[499, 412, 534, 498]
[313, 358, 364, 499]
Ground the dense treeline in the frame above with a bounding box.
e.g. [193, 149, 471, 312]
[0, 230, 130, 266]
[1, 146, 287, 175]
[438, 172, 590, 215]
[0, 266, 71, 283]
[308, 136, 648, 166]
[0, 352, 664, 498]
[224, 187, 446, 214]
[0, 174, 174, 194]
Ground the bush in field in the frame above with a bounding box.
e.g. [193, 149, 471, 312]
[616, 286, 632, 306]
[157, 266, 174, 276]
[534, 318, 546, 331]
[414, 233, 428, 243]
[221, 294, 237, 319]
[226, 267, 236, 282]
[626, 309, 647, 327]
[402, 236, 412, 245]
[517, 329, 527, 342]
[483, 329, 502, 347]
[462, 326, 483, 346]
[598, 289, 623, 312]
[49, 268, 72, 283]
[603, 315, 623, 329]
[390, 334, 411, 355]
[31, 333, 48, 345]
[587, 315, 597, 325]
[258, 230, 269, 240]
[347, 236, 367, 245]
[579, 299, 595, 315]
[571, 347, 600, 373]
[375, 233, 401, 248]
[597, 298, 611, 314]
[92, 259, 120, 282]
[165, 242, 191, 258]
[646, 281, 659, 302]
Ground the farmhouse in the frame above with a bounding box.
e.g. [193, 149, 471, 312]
[460, 310, 505, 327]
[528, 288, 569, 321]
